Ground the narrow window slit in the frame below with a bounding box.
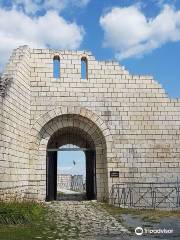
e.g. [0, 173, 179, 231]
[81, 57, 88, 80]
[53, 56, 60, 78]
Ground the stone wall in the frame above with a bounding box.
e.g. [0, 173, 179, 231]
[57, 174, 84, 192]
[28, 48, 180, 193]
[57, 174, 72, 191]
[0, 46, 31, 200]
[0, 46, 180, 202]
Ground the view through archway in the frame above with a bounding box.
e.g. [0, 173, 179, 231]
[57, 144, 86, 200]
[46, 126, 97, 201]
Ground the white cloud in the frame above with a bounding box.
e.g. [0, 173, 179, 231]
[100, 5, 180, 60]
[13, 0, 40, 14]
[11, 0, 90, 15]
[0, 8, 84, 71]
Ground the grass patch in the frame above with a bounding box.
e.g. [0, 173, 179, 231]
[0, 201, 45, 225]
[100, 203, 180, 223]
[57, 191, 65, 196]
[0, 201, 48, 240]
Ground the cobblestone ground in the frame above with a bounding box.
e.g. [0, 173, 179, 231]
[42, 200, 130, 240]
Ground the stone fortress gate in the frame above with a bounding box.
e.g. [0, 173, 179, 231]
[0, 46, 180, 205]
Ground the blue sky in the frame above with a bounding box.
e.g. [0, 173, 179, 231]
[58, 150, 85, 177]
[0, 0, 180, 98]
[1, 0, 180, 177]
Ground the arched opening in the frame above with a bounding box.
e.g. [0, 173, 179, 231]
[46, 125, 98, 201]
[53, 55, 60, 78]
[81, 57, 88, 79]
[57, 144, 86, 200]
[31, 112, 109, 202]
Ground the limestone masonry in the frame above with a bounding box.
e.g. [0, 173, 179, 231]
[0, 46, 180, 202]
[57, 174, 84, 193]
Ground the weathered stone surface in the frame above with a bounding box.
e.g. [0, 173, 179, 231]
[0, 46, 180, 203]
[43, 200, 129, 239]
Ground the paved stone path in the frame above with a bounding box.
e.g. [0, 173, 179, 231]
[43, 200, 130, 240]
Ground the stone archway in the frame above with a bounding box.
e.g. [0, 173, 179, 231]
[29, 107, 112, 201]
[46, 124, 97, 201]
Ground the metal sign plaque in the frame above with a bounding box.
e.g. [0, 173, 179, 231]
[110, 171, 119, 178]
